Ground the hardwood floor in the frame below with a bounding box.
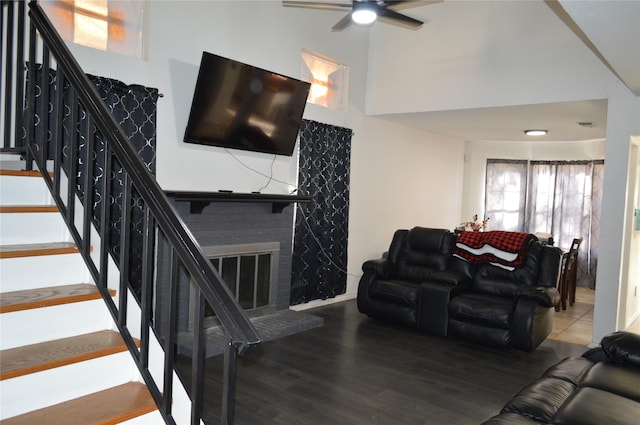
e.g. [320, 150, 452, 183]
[177, 299, 587, 425]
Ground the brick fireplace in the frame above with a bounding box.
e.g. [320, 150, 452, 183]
[156, 192, 323, 356]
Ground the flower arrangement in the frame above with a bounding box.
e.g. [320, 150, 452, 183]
[462, 214, 490, 232]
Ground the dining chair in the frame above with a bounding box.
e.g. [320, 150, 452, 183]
[567, 238, 583, 306]
[556, 238, 582, 310]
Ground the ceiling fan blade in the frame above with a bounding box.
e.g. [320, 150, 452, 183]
[377, 8, 423, 28]
[385, 0, 442, 11]
[331, 13, 353, 31]
[282, 1, 352, 12]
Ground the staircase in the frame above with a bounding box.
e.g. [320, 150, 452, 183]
[0, 160, 163, 423]
[1, 2, 260, 423]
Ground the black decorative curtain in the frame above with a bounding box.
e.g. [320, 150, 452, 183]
[28, 65, 158, 298]
[290, 119, 352, 305]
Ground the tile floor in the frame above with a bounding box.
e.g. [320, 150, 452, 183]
[550, 286, 640, 346]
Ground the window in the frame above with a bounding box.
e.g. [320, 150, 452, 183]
[41, 0, 145, 59]
[301, 49, 348, 110]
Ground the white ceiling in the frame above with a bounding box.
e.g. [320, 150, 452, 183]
[374, 0, 640, 142]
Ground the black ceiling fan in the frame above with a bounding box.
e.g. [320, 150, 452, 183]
[282, 0, 441, 31]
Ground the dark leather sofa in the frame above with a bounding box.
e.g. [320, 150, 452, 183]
[482, 331, 640, 425]
[357, 227, 562, 351]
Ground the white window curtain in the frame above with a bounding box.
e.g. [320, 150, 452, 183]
[485, 159, 604, 288]
[484, 159, 527, 232]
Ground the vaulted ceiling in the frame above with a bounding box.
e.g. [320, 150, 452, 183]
[374, 0, 640, 142]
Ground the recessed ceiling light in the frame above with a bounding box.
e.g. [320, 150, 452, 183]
[524, 129, 548, 136]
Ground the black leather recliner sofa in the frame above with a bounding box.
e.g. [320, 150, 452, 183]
[357, 227, 562, 351]
[482, 331, 640, 424]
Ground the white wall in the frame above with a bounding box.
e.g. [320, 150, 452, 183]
[461, 139, 606, 224]
[63, 1, 466, 302]
[365, 1, 620, 115]
[593, 95, 640, 343]
[347, 118, 465, 293]
[622, 140, 640, 329]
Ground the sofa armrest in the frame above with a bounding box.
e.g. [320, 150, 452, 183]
[429, 270, 472, 287]
[472, 278, 559, 308]
[584, 331, 640, 368]
[362, 258, 388, 277]
[517, 286, 559, 308]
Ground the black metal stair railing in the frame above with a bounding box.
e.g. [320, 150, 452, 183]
[1, 1, 261, 424]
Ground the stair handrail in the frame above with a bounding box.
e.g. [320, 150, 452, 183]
[6, 1, 261, 423]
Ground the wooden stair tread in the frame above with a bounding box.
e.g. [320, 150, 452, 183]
[0, 330, 130, 380]
[1, 382, 157, 425]
[0, 242, 78, 259]
[0, 283, 115, 314]
[0, 205, 58, 213]
[0, 169, 42, 177]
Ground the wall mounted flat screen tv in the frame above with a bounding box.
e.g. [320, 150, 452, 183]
[184, 52, 311, 156]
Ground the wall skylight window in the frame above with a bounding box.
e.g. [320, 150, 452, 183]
[41, 0, 146, 59]
[301, 49, 348, 110]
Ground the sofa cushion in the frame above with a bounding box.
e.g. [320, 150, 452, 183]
[394, 253, 437, 283]
[407, 227, 448, 252]
[600, 331, 640, 368]
[553, 387, 640, 425]
[395, 227, 453, 276]
[448, 293, 514, 329]
[501, 377, 577, 422]
[581, 362, 640, 402]
[368, 279, 420, 307]
[543, 357, 594, 385]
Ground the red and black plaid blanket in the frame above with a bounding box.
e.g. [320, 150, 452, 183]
[454, 231, 534, 269]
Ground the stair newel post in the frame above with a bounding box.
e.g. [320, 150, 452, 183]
[222, 339, 238, 425]
[190, 288, 206, 425]
[117, 172, 132, 326]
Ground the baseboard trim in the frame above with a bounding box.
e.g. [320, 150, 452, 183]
[290, 292, 356, 311]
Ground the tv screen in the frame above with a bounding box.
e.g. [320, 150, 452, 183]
[184, 52, 311, 156]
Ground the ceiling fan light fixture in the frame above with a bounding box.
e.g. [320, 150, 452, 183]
[352, 8, 377, 25]
[524, 129, 548, 136]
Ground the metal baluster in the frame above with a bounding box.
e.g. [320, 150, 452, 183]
[118, 172, 132, 326]
[98, 144, 112, 291]
[66, 89, 78, 226]
[37, 44, 49, 168]
[52, 67, 64, 200]
[191, 287, 205, 425]
[140, 204, 155, 369]
[82, 113, 94, 258]
[163, 248, 178, 420]
[222, 339, 238, 425]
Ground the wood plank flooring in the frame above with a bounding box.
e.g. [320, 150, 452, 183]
[176, 299, 587, 425]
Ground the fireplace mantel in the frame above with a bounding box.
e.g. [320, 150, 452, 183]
[165, 191, 312, 214]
